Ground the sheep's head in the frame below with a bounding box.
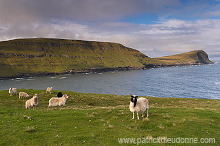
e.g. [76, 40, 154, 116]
[130, 95, 138, 107]
[34, 94, 38, 97]
[33, 94, 38, 104]
[63, 94, 69, 99]
[33, 94, 38, 99]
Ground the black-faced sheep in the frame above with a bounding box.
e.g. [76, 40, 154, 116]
[25, 94, 38, 109]
[48, 94, 69, 107]
[129, 95, 149, 120]
[9, 88, 17, 96]
[57, 92, 63, 98]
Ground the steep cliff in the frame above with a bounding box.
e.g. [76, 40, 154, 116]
[155, 50, 213, 65]
[0, 38, 213, 78]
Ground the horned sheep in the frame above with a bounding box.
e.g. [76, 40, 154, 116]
[129, 95, 149, 120]
[48, 94, 69, 107]
[25, 94, 38, 109]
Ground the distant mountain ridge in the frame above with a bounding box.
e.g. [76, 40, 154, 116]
[0, 38, 213, 79]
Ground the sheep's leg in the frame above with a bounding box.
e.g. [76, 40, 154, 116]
[137, 113, 140, 120]
[146, 108, 149, 117]
[132, 112, 135, 119]
[33, 105, 37, 110]
[142, 111, 145, 118]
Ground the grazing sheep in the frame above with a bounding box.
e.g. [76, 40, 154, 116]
[9, 88, 17, 96]
[25, 94, 38, 109]
[129, 95, 149, 120]
[19, 92, 29, 99]
[57, 92, 63, 98]
[48, 94, 69, 107]
[46, 87, 53, 93]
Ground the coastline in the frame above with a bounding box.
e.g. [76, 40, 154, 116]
[0, 61, 214, 80]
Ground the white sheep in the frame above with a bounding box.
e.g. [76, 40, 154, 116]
[48, 94, 69, 107]
[46, 87, 53, 93]
[19, 92, 29, 99]
[129, 95, 149, 120]
[25, 94, 38, 109]
[9, 88, 17, 96]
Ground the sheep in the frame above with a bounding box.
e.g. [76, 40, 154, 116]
[57, 92, 63, 98]
[19, 92, 29, 99]
[129, 95, 149, 120]
[46, 87, 53, 93]
[25, 94, 38, 109]
[9, 88, 17, 96]
[48, 94, 69, 107]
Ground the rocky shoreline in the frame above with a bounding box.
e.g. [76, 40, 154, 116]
[0, 62, 214, 80]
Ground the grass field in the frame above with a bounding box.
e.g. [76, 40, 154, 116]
[0, 89, 219, 145]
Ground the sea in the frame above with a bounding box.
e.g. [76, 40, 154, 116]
[1, 63, 220, 99]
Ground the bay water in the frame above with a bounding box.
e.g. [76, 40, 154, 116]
[1, 63, 220, 99]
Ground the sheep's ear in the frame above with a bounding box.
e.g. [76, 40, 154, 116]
[131, 95, 134, 98]
[136, 96, 138, 98]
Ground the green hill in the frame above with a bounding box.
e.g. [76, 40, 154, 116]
[0, 38, 213, 78]
[155, 50, 213, 65]
[0, 89, 219, 145]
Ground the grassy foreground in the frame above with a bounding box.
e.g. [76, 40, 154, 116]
[0, 89, 219, 145]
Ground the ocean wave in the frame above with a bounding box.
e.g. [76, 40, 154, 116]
[59, 77, 67, 79]
[16, 78, 24, 80]
[26, 79, 35, 81]
[215, 82, 220, 85]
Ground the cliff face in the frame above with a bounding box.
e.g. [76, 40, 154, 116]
[196, 50, 213, 64]
[155, 50, 213, 65]
[0, 38, 213, 78]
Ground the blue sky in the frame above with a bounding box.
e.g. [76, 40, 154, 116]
[1, 0, 220, 60]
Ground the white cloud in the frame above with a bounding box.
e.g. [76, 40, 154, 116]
[1, 18, 220, 61]
[95, 19, 220, 59]
[0, 0, 220, 61]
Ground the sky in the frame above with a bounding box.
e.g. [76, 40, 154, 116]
[1, 0, 220, 61]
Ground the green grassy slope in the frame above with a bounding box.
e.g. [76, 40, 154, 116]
[0, 89, 219, 145]
[0, 38, 157, 78]
[0, 38, 213, 78]
[155, 50, 213, 65]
